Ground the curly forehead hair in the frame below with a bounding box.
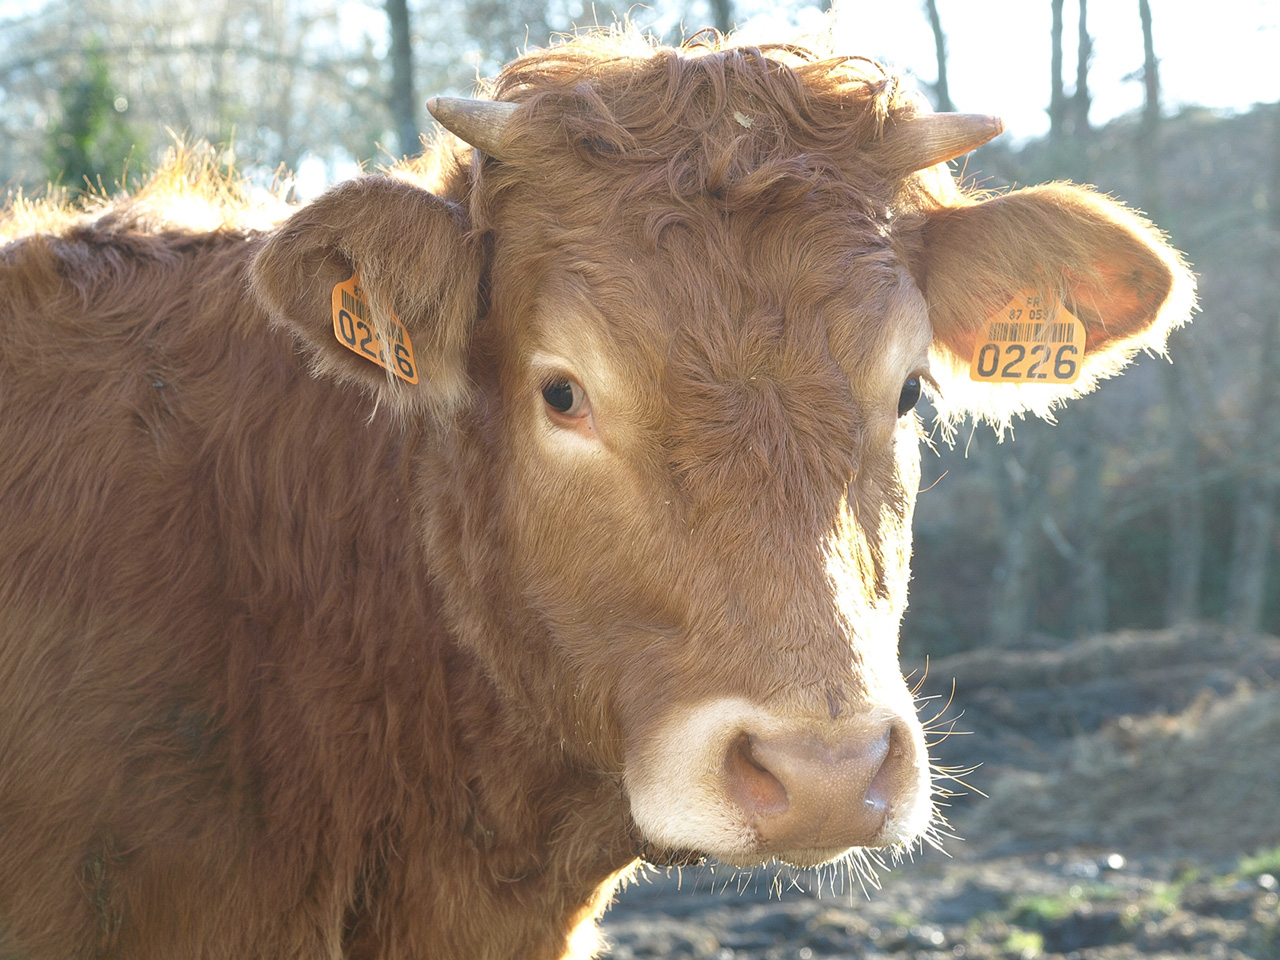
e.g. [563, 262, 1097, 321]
[472, 29, 927, 214]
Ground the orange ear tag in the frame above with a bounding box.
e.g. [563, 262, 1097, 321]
[969, 290, 1086, 385]
[331, 272, 419, 384]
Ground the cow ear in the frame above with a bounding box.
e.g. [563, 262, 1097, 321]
[918, 183, 1195, 427]
[251, 174, 483, 418]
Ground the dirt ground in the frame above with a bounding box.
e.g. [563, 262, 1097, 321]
[602, 626, 1280, 959]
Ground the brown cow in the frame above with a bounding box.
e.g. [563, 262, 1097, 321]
[0, 31, 1191, 960]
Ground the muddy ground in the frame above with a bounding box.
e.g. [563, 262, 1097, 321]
[602, 626, 1280, 959]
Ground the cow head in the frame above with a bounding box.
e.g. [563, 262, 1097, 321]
[252, 35, 1192, 871]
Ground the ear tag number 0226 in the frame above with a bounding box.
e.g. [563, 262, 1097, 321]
[331, 272, 419, 384]
[969, 291, 1086, 385]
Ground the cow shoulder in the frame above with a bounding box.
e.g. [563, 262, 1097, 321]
[251, 173, 484, 418]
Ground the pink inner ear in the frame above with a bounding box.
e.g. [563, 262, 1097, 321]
[1065, 259, 1172, 352]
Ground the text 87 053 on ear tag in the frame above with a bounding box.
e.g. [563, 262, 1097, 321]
[331, 273, 419, 384]
[969, 291, 1086, 385]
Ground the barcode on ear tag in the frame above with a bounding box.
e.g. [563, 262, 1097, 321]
[969, 290, 1086, 385]
[331, 272, 419, 384]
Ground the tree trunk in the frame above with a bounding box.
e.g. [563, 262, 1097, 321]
[1271, 102, 1280, 233]
[709, 0, 733, 35]
[1161, 360, 1204, 625]
[386, 0, 417, 158]
[1137, 0, 1161, 216]
[1138, 0, 1159, 135]
[1135, 0, 1201, 625]
[1069, 403, 1107, 636]
[1072, 0, 1091, 139]
[1049, 0, 1066, 146]
[1226, 314, 1280, 633]
[990, 430, 1052, 647]
[923, 0, 954, 112]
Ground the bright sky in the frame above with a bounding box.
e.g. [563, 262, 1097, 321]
[811, 0, 1280, 139]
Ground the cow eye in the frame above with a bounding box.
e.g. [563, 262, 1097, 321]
[542, 377, 589, 418]
[897, 376, 922, 417]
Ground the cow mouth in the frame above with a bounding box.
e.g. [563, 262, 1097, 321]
[625, 702, 932, 874]
[633, 837, 708, 868]
[634, 835, 872, 871]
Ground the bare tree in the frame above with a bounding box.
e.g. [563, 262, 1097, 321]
[1133, 0, 1205, 626]
[989, 428, 1054, 647]
[461, 0, 554, 75]
[1072, 0, 1091, 139]
[1138, 0, 1159, 138]
[386, 0, 417, 158]
[1161, 358, 1205, 625]
[923, 0, 954, 112]
[1049, 0, 1066, 146]
[0, 0, 397, 189]
[1226, 313, 1280, 633]
[709, 0, 733, 35]
[1136, 0, 1161, 212]
[1271, 102, 1280, 234]
[1065, 402, 1107, 636]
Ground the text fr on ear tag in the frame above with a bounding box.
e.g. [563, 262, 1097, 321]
[969, 289, 1086, 385]
[331, 272, 419, 384]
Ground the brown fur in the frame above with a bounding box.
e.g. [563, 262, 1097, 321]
[0, 31, 1192, 960]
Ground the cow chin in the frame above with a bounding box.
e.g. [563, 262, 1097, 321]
[624, 698, 932, 870]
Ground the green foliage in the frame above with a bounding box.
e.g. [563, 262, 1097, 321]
[1001, 928, 1044, 958]
[1011, 883, 1123, 928]
[44, 36, 141, 192]
[888, 908, 917, 929]
[1146, 881, 1182, 916]
[1238, 845, 1280, 879]
[1011, 893, 1077, 926]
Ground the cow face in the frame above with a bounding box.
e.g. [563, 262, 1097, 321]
[252, 40, 1192, 872]
[469, 192, 937, 868]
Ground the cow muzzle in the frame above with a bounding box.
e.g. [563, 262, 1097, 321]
[625, 698, 931, 869]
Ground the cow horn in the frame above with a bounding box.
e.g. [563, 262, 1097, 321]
[426, 97, 520, 161]
[877, 113, 1004, 173]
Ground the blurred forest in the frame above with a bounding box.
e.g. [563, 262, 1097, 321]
[2, 0, 1277, 654]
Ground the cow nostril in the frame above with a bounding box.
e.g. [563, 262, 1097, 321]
[725, 734, 788, 816]
[721, 717, 923, 856]
[865, 720, 912, 816]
